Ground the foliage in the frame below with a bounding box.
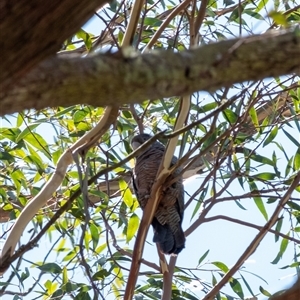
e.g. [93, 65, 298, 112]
[0, 0, 300, 299]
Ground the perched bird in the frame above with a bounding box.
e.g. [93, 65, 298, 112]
[131, 133, 185, 255]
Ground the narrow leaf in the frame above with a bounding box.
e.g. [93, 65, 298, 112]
[240, 273, 255, 297]
[249, 181, 268, 220]
[38, 263, 62, 274]
[230, 278, 244, 299]
[263, 126, 278, 147]
[293, 148, 300, 170]
[90, 223, 99, 250]
[250, 153, 274, 166]
[126, 214, 139, 243]
[259, 286, 271, 297]
[198, 249, 210, 265]
[274, 217, 283, 242]
[254, 172, 276, 180]
[248, 106, 259, 132]
[253, 197, 268, 221]
[119, 179, 133, 209]
[211, 261, 229, 273]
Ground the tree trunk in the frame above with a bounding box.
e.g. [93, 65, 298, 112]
[0, 0, 108, 90]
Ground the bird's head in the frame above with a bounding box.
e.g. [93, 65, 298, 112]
[131, 133, 153, 150]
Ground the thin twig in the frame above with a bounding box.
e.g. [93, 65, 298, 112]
[202, 172, 300, 300]
[203, 215, 300, 244]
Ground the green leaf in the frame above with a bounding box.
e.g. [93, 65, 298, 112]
[37, 263, 62, 274]
[269, 10, 288, 26]
[212, 273, 217, 286]
[294, 227, 300, 232]
[263, 126, 278, 147]
[0, 282, 10, 286]
[249, 181, 268, 220]
[62, 266, 68, 285]
[248, 106, 259, 132]
[253, 172, 276, 180]
[244, 9, 264, 20]
[126, 213, 139, 243]
[63, 246, 79, 261]
[275, 217, 283, 242]
[143, 17, 163, 27]
[16, 113, 24, 127]
[0, 127, 21, 142]
[24, 133, 51, 159]
[285, 156, 293, 177]
[223, 108, 238, 124]
[253, 197, 268, 221]
[20, 267, 30, 282]
[76, 28, 93, 49]
[198, 249, 210, 266]
[287, 201, 300, 211]
[54, 106, 76, 118]
[92, 269, 110, 281]
[11, 169, 26, 195]
[191, 187, 207, 220]
[234, 200, 247, 210]
[271, 234, 289, 264]
[240, 273, 255, 297]
[271, 252, 282, 265]
[198, 102, 218, 113]
[259, 286, 271, 297]
[211, 261, 229, 273]
[279, 234, 289, 256]
[0, 151, 15, 161]
[249, 153, 274, 166]
[75, 291, 92, 300]
[255, 0, 270, 12]
[191, 200, 202, 220]
[90, 222, 99, 250]
[15, 123, 39, 142]
[229, 278, 244, 299]
[73, 109, 88, 123]
[293, 148, 300, 170]
[119, 179, 134, 209]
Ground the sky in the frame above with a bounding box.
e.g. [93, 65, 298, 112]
[0, 0, 300, 299]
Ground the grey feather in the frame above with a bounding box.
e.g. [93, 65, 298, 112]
[131, 133, 185, 255]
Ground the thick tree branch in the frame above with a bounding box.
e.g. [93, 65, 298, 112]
[0, 0, 108, 90]
[1, 28, 299, 115]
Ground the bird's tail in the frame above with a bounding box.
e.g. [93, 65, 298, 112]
[152, 218, 185, 255]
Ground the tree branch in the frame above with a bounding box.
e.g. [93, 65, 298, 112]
[203, 215, 300, 244]
[202, 172, 300, 300]
[1, 28, 299, 115]
[0, 106, 119, 274]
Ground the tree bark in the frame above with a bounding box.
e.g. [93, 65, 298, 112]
[1, 28, 299, 116]
[0, 0, 108, 90]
